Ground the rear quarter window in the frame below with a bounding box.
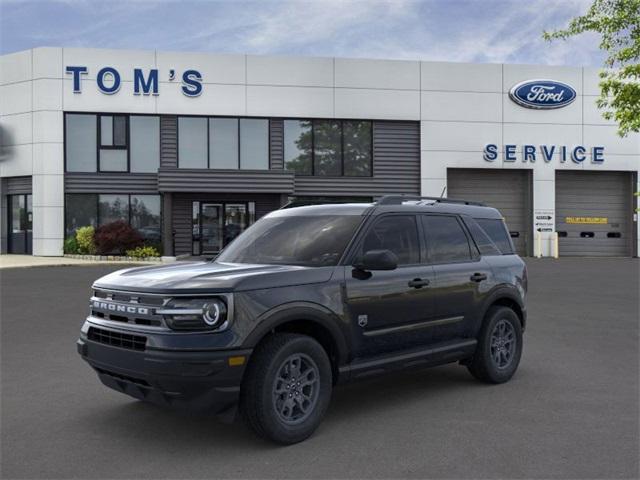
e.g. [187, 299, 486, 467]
[475, 218, 515, 254]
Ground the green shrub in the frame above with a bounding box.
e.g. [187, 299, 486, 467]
[125, 245, 160, 258]
[76, 226, 97, 254]
[64, 236, 79, 254]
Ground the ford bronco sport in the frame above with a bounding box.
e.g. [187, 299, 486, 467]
[77, 195, 527, 444]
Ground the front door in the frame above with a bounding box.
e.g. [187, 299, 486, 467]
[200, 203, 224, 255]
[8, 194, 32, 254]
[344, 214, 437, 357]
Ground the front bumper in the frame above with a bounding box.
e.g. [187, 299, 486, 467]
[77, 325, 251, 414]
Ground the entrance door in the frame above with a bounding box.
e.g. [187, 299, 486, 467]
[8, 194, 32, 254]
[200, 203, 224, 255]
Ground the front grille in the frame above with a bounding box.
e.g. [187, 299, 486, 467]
[88, 327, 146, 351]
[90, 288, 167, 329]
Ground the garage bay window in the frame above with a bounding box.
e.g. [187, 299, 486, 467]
[65, 113, 160, 173]
[284, 119, 372, 176]
[65, 194, 161, 246]
[178, 117, 269, 169]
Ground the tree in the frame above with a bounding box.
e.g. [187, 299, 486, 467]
[543, 0, 640, 136]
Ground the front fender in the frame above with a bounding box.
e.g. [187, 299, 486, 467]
[242, 302, 351, 365]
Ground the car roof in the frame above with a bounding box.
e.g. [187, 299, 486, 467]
[270, 199, 503, 220]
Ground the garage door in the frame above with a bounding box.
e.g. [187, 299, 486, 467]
[447, 169, 531, 256]
[556, 171, 633, 257]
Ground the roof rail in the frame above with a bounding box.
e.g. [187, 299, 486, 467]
[375, 195, 485, 206]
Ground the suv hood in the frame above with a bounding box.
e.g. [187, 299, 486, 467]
[93, 261, 335, 294]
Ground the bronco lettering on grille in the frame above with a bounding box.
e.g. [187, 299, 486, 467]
[91, 300, 149, 315]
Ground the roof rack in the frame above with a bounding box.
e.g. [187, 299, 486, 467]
[375, 195, 485, 206]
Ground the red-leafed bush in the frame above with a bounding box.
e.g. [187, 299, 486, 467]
[94, 220, 143, 255]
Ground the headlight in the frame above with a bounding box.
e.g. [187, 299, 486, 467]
[158, 297, 228, 331]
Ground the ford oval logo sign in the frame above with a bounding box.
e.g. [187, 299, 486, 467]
[509, 79, 577, 109]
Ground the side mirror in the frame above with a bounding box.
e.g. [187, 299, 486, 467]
[354, 249, 398, 271]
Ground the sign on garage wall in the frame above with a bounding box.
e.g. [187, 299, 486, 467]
[534, 209, 555, 232]
[565, 217, 608, 224]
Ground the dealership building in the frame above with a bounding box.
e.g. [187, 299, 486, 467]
[1, 47, 638, 258]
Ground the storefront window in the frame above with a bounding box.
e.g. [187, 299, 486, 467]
[65, 194, 97, 236]
[131, 195, 161, 246]
[240, 119, 269, 170]
[284, 120, 312, 175]
[65, 114, 97, 172]
[98, 195, 129, 225]
[178, 117, 208, 168]
[313, 120, 342, 176]
[191, 201, 256, 255]
[210, 118, 239, 169]
[130, 116, 160, 173]
[343, 121, 372, 176]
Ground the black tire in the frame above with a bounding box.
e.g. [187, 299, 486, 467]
[467, 306, 523, 384]
[240, 333, 332, 444]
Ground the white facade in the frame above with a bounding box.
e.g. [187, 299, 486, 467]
[1, 47, 639, 256]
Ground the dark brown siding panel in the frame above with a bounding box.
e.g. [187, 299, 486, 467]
[293, 121, 420, 197]
[160, 115, 178, 169]
[270, 119, 284, 170]
[172, 193, 282, 256]
[65, 173, 158, 193]
[158, 168, 294, 194]
[6, 176, 32, 195]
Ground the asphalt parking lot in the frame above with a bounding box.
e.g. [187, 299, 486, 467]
[1, 259, 638, 479]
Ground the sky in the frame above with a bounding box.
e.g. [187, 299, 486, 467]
[0, 0, 605, 66]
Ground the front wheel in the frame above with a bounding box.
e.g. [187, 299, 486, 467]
[240, 333, 332, 444]
[467, 306, 523, 384]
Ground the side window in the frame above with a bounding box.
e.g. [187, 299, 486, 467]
[476, 218, 514, 254]
[360, 215, 420, 265]
[422, 215, 472, 263]
[463, 217, 502, 256]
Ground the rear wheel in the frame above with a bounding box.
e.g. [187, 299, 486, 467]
[467, 306, 523, 384]
[240, 333, 332, 444]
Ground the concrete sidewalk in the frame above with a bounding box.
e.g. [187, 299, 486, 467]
[0, 254, 152, 269]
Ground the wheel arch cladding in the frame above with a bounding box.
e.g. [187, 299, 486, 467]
[243, 305, 350, 382]
[487, 296, 525, 330]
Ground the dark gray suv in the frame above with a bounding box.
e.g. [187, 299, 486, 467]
[77, 195, 527, 444]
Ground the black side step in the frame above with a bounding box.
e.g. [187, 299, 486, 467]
[338, 338, 477, 383]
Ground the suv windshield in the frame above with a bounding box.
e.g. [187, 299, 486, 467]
[216, 215, 363, 267]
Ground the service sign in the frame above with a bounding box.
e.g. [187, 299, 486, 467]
[565, 217, 608, 225]
[534, 210, 555, 232]
[509, 79, 577, 109]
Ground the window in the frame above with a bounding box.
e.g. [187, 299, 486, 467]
[98, 195, 129, 225]
[343, 121, 372, 176]
[476, 218, 515, 254]
[240, 119, 269, 169]
[178, 117, 208, 168]
[209, 118, 238, 169]
[65, 114, 97, 172]
[178, 117, 269, 170]
[130, 116, 160, 173]
[463, 217, 501, 256]
[131, 195, 161, 245]
[99, 115, 127, 171]
[284, 120, 312, 174]
[65, 113, 160, 173]
[284, 119, 372, 177]
[65, 193, 161, 245]
[422, 215, 472, 263]
[65, 194, 97, 236]
[360, 215, 420, 265]
[217, 214, 362, 267]
[314, 120, 342, 176]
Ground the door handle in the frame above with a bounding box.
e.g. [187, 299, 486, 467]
[408, 278, 430, 289]
[470, 272, 488, 282]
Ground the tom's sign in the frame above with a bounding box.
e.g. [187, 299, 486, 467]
[65, 66, 203, 97]
[509, 79, 576, 109]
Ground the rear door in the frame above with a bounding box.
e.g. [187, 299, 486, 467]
[421, 214, 493, 340]
[344, 214, 437, 357]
